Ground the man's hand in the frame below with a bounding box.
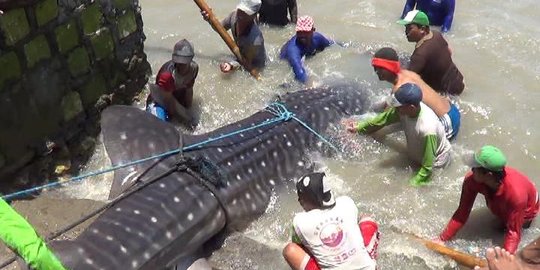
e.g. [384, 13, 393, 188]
[220, 62, 233, 73]
[343, 119, 358, 133]
[431, 236, 445, 246]
[200, 10, 210, 21]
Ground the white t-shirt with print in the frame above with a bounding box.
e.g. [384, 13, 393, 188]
[293, 196, 376, 270]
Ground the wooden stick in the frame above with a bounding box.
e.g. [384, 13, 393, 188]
[406, 232, 487, 269]
[193, 0, 260, 79]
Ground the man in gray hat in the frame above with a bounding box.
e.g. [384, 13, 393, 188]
[146, 39, 198, 126]
[345, 83, 451, 186]
[202, 0, 266, 73]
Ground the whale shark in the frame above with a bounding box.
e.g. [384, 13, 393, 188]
[49, 83, 369, 269]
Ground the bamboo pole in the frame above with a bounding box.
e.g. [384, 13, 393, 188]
[193, 0, 260, 79]
[407, 233, 487, 269]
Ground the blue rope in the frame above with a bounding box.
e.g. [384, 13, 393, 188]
[1, 103, 339, 200]
[266, 102, 340, 152]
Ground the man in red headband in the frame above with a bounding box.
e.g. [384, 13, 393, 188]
[371, 47, 460, 140]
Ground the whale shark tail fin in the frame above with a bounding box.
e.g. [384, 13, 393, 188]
[101, 105, 183, 199]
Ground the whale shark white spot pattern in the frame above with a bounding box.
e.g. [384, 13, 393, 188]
[120, 132, 127, 140]
[133, 210, 140, 215]
[92, 229, 99, 234]
[151, 217, 157, 223]
[261, 161, 266, 167]
[269, 179, 275, 186]
[240, 155, 245, 160]
[106, 235, 113, 241]
[78, 248, 84, 254]
[297, 161, 304, 166]
[149, 142, 155, 150]
[253, 147, 258, 152]
[144, 252, 151, 259]
[232, 199, 237, 205]
[236, 174, 241, 180]
[287, 141, 292, 147]
[227, 161, 232, 166]
[159, 183, 166, 188]
[132, 260, 138, 268]
[120, 245, 127, 254]
[245, 193, 251, 200]
[173, 196, 180, 203]
[125, 227, 132, 233]
[217, 148, 223, 153]
[166, 231, 172, 239]
[85, 258, 94, 265]
[248, 168, 253, 174]
[187, 213, 194, 221]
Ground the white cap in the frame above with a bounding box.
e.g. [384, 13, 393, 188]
[236, 0, 261, 16]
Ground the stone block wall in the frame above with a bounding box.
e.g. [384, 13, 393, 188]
[0, 0, 150, 185]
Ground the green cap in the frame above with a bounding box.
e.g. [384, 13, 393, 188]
[470, 145, 507, 172]
[397, 10, 430, 26]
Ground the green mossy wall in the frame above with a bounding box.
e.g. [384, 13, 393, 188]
[0, 0, 150, 182]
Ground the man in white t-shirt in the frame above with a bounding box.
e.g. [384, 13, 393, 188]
[282, 172, 379, 270]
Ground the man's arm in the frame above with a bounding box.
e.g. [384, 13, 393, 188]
[441, 0, 455, 33]
[287, 0, 298, 23]
[439, 178, 478, 241]
[154, 73, 193, 122]
[0, 199, 66, 270]
[503, 204, 527, 254]
[409, 134, 437, 186]
[401, 0, 417, 18]
[355, 107, 400, 134]
[220, 12, 233, 31]
[282, 39, 308, 83]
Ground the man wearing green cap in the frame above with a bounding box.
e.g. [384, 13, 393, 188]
[437, 145, 539, 254]
[398, 10, 465, 96]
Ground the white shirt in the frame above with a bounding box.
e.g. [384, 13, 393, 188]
[293, 196, 376, 270]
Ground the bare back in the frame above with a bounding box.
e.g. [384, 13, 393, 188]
[394, 70, 450, 117]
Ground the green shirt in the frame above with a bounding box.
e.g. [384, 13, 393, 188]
[0, 198, 66, 270]
[356, 104, 450, 186]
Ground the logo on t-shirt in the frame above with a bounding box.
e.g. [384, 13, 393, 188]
[319, 222, 344, 248]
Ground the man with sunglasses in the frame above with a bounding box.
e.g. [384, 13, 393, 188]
[437, 145, 539, 254]
[346, 83, 451, 186]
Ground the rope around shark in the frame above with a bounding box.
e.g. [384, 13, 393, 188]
[1, 102, 339, 201]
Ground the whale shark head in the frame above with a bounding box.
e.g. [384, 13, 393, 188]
[52, 82, 370, 269]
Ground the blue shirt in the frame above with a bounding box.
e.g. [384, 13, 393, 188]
[401, 0, 455, 33]
[279, 32, 332, 83]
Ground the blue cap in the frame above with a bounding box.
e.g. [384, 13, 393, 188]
[388, 83, 423, 107]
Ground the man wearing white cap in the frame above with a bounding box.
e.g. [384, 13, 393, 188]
[202, 0, 266, 73]
[283, 172, 379, 270]
[280, 15, 333, 84]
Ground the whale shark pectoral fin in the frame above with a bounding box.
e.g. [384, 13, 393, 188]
[101, 105, 183, 199]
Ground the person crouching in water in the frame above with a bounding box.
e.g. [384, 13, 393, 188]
[283, 172, 379, 270]
[146, 39, 198, 127]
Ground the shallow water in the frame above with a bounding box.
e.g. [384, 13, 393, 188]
[61, 0, 540, 269]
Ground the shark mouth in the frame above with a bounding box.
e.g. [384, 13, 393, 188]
[50, 83, 369, 269]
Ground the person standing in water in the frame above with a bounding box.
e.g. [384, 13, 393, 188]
[280, 16, 333, 84]
[146, 39, 198, 127]
[400, 0, 456, 33]
[258, 0, 297, 27]
[201, 0, 266, 74]
[398, 10, 465, 96]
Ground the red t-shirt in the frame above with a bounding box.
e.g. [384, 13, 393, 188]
[440, 167, 539, 253]
[154, 60, 198, 107]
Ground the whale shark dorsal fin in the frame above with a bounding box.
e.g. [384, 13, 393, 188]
[101, 105, 182, 199]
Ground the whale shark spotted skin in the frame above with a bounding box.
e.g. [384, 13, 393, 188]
[51, 84, 369, 269]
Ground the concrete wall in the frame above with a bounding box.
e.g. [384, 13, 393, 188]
[0, 0, 150, 184]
